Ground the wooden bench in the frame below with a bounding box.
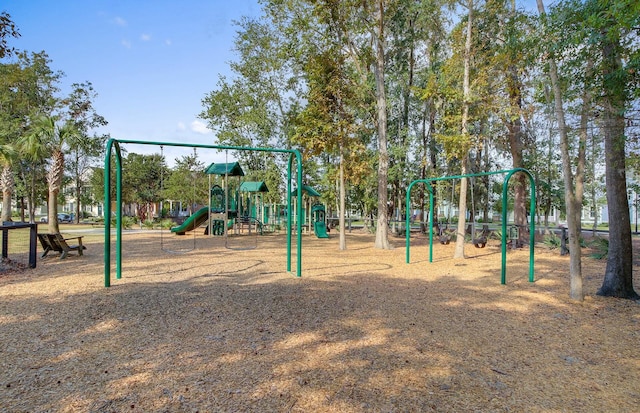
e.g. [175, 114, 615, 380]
[38, 233, 86, 259]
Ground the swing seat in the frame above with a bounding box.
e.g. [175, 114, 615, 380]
[473, 236, 487, 248]
[439, 235, 450, 245]
[473, 226, 489, 248]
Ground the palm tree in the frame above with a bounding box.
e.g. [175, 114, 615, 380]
[0, 144, 17, 222]
[20, 116, 78, 233]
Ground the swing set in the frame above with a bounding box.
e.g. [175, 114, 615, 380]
[103, 138, 304, 287]
[405, 168, 536, 284]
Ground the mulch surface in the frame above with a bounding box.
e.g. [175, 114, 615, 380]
[1, 230, 639, 412]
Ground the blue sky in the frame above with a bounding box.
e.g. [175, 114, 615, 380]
[3, 0, 261, 163]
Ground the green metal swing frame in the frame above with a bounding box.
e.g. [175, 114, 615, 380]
[405, 168, 536, 284]
[103, 138, 304, 287]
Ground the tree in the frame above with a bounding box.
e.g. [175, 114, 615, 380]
[1, 51, 63, 222]
[545, 0, 639, 299]
[434, 0, 478, 259]
[200, 18, 300, 160]
[590, 0, 639, 299]
[21, 116, 78, 234]
[495, 2, 532, 241]
[293, 44, 368, 250]
[370, 0, 394, 250]
[0, 11, 20, 59]
[452, 0, 475, 259]
[282, 0, 372, 250]
[162, 153, 208, 215]
[122, 153, 166, 223]
[0, 12, 21, 221]
[63, 81, 108, 223]
[0, 144, 16, 222]
[536, 0, 587, 301]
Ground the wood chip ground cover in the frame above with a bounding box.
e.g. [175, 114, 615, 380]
[1, 231, 639, 412]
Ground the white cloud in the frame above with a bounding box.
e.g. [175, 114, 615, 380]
[113, 16, 127, 26]
[177, 122, 186, 131]
[141, 33, 151, 41]
[190, 120, 211, 135]
[121, 39, 132, 48]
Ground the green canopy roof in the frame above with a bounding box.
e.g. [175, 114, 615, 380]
[239, 181, 269, 193]
[204, 162, 244, 176]
[291, 184, 321, 197]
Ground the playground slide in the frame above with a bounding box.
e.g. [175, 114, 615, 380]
[171, 207, 210, 235]
[314, 221, 329, 239]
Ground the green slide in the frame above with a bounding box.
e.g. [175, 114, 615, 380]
[314, 221, 329, 238]
[171, 207, 211, 235]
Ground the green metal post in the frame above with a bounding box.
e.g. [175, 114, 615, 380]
[115, 146, 122, 279]
[104, 139, 123, 287]
[501, 182, 509, 285]
[405, 181, 415, 263]
[287, 156, 292, 273]
[529, 179, 536, 283]
[295, 151, 303, 278]
[429, 190, 434, 262]
[104, 140, 113, 287]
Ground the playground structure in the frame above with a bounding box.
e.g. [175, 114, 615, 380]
[169, 161, 266, 239]
[311, 203, 329, 238]
[103, 138, 304, 287]
[290, 185, 329, 238]
[405, 168, 536, 284]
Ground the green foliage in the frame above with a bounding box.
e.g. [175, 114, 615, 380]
[543, 233, 561, 250]
[159, 219, 175, 229]
[162, 153, 207, 206]
[122, 153, 166, 222]
[588, 236, 609, 260]
[64, 81, 108, 216]
[111, 215, 136, 230]
[0, 11, 20, 59]
[199, 17, 299, 153]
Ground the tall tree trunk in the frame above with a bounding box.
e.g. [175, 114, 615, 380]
[597, 31, 638, 299]
[28, 168, 36, 224]
[454, 0, 474, 259]
[19, 196, 25, 222]
[504, 4, 528, 240]
[374, 0, 391, 250]
[507, 118, 527, 234]
[537, 0, 585, 301]
[1, 165, 14, 222]
[47, 150, 64, 234]
[590, 132, 599, 236]
[339, 146, 346, 250]
[454, 161, 469, 259]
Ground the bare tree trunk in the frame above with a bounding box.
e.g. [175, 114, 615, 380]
[598, 96, 636, 298]
[47, 189, 60, 234]
[537, 0, 584, 300]
[454, 0, 474, 259]
[590, 132, 599, 236]
[47, 150, 64, 234]
[339, 147, 346, 250]
[373, 0, 391, 250]
[29, 168, 37, 224]
[19, 196, 25, 222]
[454, 162, 469, 259]
[597, 32, 638, 299]
[1, 165, 13, 222]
